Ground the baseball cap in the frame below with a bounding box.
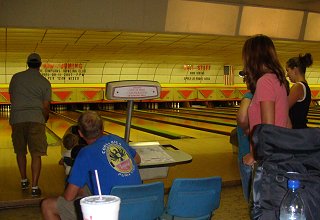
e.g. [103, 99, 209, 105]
[27, 53, 41, 63]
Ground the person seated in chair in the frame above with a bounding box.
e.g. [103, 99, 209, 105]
[41, 111, 142, 220]
[59, 125, 87, 178]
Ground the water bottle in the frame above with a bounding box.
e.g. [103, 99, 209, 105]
[279, 179, 306, 220]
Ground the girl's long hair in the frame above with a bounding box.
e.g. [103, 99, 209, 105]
[242, 35, 289, 94]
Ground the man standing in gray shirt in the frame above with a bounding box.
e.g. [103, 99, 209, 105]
[9, 53, 51, 197]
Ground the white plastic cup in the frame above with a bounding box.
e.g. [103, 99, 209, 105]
[80, 195, 121, 220]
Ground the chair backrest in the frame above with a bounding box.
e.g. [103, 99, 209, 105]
[110, 182, 164, 220]
[165, 176, 222, 219]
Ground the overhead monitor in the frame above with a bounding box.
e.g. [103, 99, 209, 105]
[106, 80, 161, 100]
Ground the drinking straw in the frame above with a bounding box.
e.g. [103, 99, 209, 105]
[94, 169, 102, 200]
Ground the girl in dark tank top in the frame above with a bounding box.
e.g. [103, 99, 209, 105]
[286, 53, 313, 129]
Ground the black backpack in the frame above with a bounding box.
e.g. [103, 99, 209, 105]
[250, 124, 320, 220]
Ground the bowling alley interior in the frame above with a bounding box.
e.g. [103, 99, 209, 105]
[2, 0, 320, 219]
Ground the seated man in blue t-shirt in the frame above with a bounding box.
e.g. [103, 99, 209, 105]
[41, 111, 142, 220]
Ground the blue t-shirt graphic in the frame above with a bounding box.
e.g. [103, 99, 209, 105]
[68, 134, 142, 195]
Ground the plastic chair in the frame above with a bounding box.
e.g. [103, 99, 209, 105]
[110, 181, 164, 220]
[163, 176, 222, 220]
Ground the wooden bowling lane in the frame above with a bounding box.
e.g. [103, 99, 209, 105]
[308, 107, 320, 113]
[139, 109, 237, 126]
[147, 136, 240, 189]
[157, 108, 237, 120]
[46, 113, 74, 138]
[307, 112, 320, 119]
[0, 113, 14, 150]
[99, 110, 233, 138]
[131, 110, 236, 134]
[172, 107, 320, 128]
[190, 105, 239, 113]
[58, 110, 169, 142]
[0, 113, 66, 206]
[0, 146, 66, 206]
[0, 107, 240, 208]
[56, 110, 240, 190]
[177, 107, 236, 116]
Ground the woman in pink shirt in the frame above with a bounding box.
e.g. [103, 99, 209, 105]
[241, 35, 290, 166]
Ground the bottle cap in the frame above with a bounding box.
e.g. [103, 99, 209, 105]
[288, 179, 300, 190]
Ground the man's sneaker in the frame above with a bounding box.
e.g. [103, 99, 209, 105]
[21, 179, 30, 190]
[31, 187, 41, 197]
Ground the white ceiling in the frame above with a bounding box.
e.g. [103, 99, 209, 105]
[1, 0, 320, 68]
[1, 28, 320, 67]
